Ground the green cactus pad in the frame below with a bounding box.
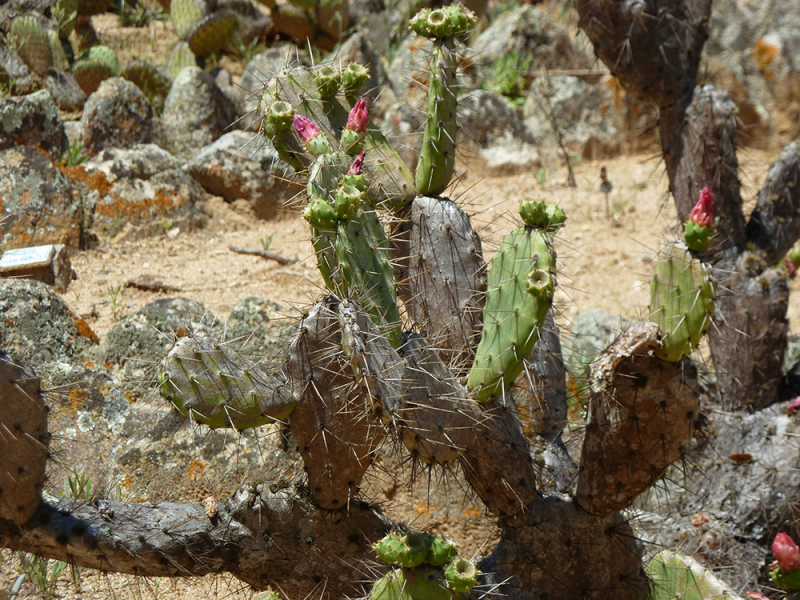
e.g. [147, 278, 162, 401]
[54, 0, 79, 39]
[47, 30, 70, 72]
[187, 11, 239, 59]
[341, 63, 368, 96]
[426, 535, 458, 567]
[166, 41, 197, 79]
[315, 65, 340, 98]
[649, 242, 715, 362]
[444, 558, 477, 593]
[409, 5, 476, 39]
[684, 220, 713, 252]
[646, 551, 741, 599]
[8, 16, 53, 77]
[158, 334, 296, 430]
[467, 226, 557, 402]
[771, 566, 800, 591]
[414, 39, 458, 196]
[170, 0, 206, 39]
[121, 61, 172, 105]
[73, 45, 120, 95]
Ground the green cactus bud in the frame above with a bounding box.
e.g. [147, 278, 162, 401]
[426, 535, 458, 567]
[305, 133, 333, 157]
[341, 173, 368, 193]
[468, 226, 557, 402]
[315, 65, 340, 98]
[341, 63, 368, 95]
[374, 532, 408, 566]
[649, 242, 715, 362]
[519, 199, 547, 228]
[8, 16, 53, 77]
[444, 558, 478, 593]
[267, 100, 295, 131]
[335, 185, 362, 220]
[409, 5, 475, 39]
[397, 533, 430, 568]
[304, 196, 339, 230]
[544, 204, 567, 232]
[339, 127, 365, 155]
[684, 220, 713, 252]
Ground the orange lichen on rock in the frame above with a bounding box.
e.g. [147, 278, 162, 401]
[96, 188, 185, 220]
[59, 165, 114, 197]
[68, 387, 89, 411]
[187, 460, 206, 480]
[754, 37, 780, 81]
[68, 309, 100, 343]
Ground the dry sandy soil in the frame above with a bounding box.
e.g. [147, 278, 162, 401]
[4, 6, 800, 600]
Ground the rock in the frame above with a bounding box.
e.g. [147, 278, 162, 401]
[0, 243, 75, 292]
[386, 34, 433, 106]
[379, 101, 424, 170]
[63, 119, 82, 146]
[561, 309, 632, 378]
[239, 45, 308, 131]
[523, 75, 621, 160]
[0, 89, 67, 160]
[183, 130, 300, 219]
[43, 70, 87, 112]
[0, 145, 85, 248]
[0, 45, 42, 96]
[211, 67, 245, 117]
[0, 278, 98, 385]
[80, 77, 158, 156]
[76, 144, 207, 239]
[161, 66, 238, 161]
[225, 295, 297, 362]
[473, 6, 593, 78]
[335, 30, 397, 117]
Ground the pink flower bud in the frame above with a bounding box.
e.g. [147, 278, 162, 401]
[690, 186, 714, 228]
[346, 98, 369, 133]
[746, 592, 770, 600]
[293, 115, 322, 143]
[786, 256, 798, 279]
[787, 396, 800, 415]
[348, 151, 365, 175]
[773, 532, 800, 572]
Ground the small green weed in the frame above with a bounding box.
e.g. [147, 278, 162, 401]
[17, 553, 68, 600]
[62, 139, 88, 167]
[262, 232, 276, 251]
[481, 51, 532, 105]
[107, 283, 125, 321]
[65, 470, 93, 500]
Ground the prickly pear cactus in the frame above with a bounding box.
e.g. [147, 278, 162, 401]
[649, 242, 716, 362]
[166, 41, 197, 79]
[8, 16, 53, 77]
[467, 204, 561, 402]
[186, 11, 238, 58]
[170, 0, 206, 39]
[646, 551, 743, 600]
[73, 45, 120, 96]
[158, 333, 296, 430]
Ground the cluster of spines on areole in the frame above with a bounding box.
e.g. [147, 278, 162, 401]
[466, 199, 564, 402]
[370, 531, 478, 599]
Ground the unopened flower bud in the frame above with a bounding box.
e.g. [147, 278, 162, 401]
[773, 532, 800, 573]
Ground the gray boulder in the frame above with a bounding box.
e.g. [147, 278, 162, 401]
[184, 130, 301, 219]
[0, 145, 85, 248]
[44, 70, 87, 112]
[561, 309, 632, 378]
[0, 89, 67, 159]
[80, 77, 159, 156]
[161, 66, 238, 161]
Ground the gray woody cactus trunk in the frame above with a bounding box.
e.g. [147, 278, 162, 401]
[576, 0, 800, 411]
[0, 4, 725, 600]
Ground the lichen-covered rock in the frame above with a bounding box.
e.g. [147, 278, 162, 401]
[224, 295, 296, 363]
[524, 75, 621, 160]
[0, 278, 98, 384]
[0, 89, 67, 159]
[44, 70, 87, 111]
[72, 144, 207, 239]
[161, 66, 238, 161]
[561, 309, 632, 378]
[183, 130, 300, 219]
[80, 77, 158, 155]
[0, 145, 86, 248]
[386, 34, 433, 106]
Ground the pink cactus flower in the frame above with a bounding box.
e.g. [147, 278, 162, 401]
[745, 592, 770, 600]
[787, 396, 800, 415]
[690, 186, 714, 227]
[293, 115, 322, 143]
[773, 532, 800, 572]
[786, 256, 798, 279]
[346, 98, 369, 133]
[348, 151, 365, 175]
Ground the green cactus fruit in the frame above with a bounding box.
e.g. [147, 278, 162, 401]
[374, 532, 431, 568]
[771, 567, 800, 591]
[684, 220, 713, 252]
[426, 535, 458, 567]
[467, 226, 557, 402]
[54, 0, 79, 39]
[47, 30, 69, 72]
[519, 200, 567, 232]
[166, 41, 197, 79]
[187, 11, 239, 59]
[444, 558, 478, 593]
[305, 133, 333, 157]
[9, 17, 53, 78]
[266, 100, 294, 131]
[73, 45, 120, 96]
[341, 63, 368, 96]
[335, 185, 362, 220]
[375, 532, 409, 566]
[171, 0, 206, 39]
[649, 242, 715, 362]
[341, 172, 367, 193]
[409, 5, 476, 39]
[158, 334, 296, 430]
[646, 551, 741, 599]
[340, 127, 364, 155]
[414, 38, 458, 196]
[304, 196, 339, 230]
[315, 65, 340, 98]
